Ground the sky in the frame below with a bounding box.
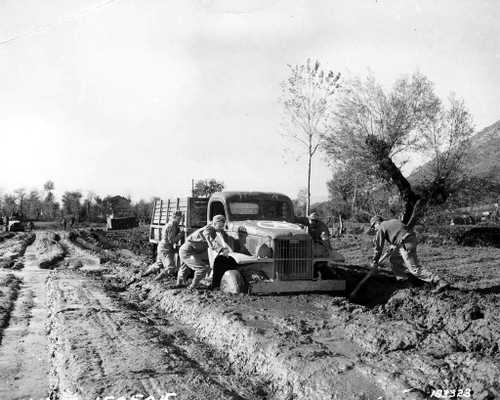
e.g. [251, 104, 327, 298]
[0, 0, 499, 202]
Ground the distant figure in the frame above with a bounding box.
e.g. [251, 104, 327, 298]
[3, 216, 9, 232]
[61, 218, 67, 231]
[307, 210, 332, 257]
[70, 216, 75, 229]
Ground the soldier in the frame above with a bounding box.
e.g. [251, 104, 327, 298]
[307, 210, 332, 257]
[143, 210, 184, 280]
[175, 214, 232, 290]
[369, 215, 449, 293]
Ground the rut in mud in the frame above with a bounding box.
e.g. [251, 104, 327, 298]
[0, 232, 54, 400]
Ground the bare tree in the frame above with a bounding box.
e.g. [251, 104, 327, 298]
[322, 72, 468, 223]
[414, 95, 474, 204]
[14, 188, 26, 217]
[281, 59, 341, 215]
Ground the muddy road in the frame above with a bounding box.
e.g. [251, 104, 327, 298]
[0, 231, 272, 400]
[0, 228, 498, 399]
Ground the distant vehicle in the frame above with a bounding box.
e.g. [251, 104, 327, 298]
[8, 219, 25, 232]
[150, 191, 346, 295]
[450, 214, 475, 225]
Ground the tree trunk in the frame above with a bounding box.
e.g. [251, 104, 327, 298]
[378, 156, 420, 224]
[306, 151, 312, 216]
[351, 178, 357, 217]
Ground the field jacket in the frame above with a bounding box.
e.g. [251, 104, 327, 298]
[181, 224, 232, 256]
[372, 219, 414, 263]
[158, 220, 183, 255]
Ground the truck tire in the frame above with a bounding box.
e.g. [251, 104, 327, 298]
[220, 270, 246, 294]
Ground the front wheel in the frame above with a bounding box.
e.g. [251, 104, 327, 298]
[220, 270, 247, 294]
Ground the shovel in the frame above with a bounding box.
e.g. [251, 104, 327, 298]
[349, 249, 392, 299]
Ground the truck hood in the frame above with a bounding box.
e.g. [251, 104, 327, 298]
[228, 220, 308, 239]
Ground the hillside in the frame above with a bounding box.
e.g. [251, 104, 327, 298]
[410, 119, 500, 184]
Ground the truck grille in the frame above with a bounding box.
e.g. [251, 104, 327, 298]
[274, 238, 313, 280]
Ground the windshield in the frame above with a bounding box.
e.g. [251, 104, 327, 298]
[228, 199, 293, 221]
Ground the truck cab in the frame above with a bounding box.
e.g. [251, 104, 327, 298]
[150, 191, 345, 294]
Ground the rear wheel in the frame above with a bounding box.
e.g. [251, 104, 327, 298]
[220, 270, 246, 294]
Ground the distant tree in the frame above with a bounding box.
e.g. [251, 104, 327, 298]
[43, 180, 54, 196]
[91, 196, 106, 222]
[327, 160, 391, 218]
[41, 181, 58, 220]
[281, 59, 341, 215]
[292, 188, 308, 216]
[62, 191, 82, 218]
[446, 174, 500, 208]
[132, 198, 156, 224]
[192, 179, 224, 198]
[323, 72, 473, 223]
[25, 190, 42, 219]
[414, 95, 474, 204]
[14, 188, 26, 216]
[2, 194, 17, 216]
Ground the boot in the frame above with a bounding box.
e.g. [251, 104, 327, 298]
[432, 280, 450, 294]
[188, 270, 207, 290]
[154, 269, 169, 281]
[173, 268, 188, 288]
[142, 263, 161, 277]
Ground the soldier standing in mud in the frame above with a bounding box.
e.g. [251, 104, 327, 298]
[143, 210, 184, 280]
[369, 215, 449, 293]
[307, 210, 332, 257]
[175, 214, 232, 290]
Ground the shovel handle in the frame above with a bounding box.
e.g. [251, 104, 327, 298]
[349, 250, 392, 298]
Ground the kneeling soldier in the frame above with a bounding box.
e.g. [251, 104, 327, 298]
[143, 210, 184, 280]
[175, 214, 232, 290]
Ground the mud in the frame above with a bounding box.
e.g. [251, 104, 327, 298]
[68, 232, 419, 400]
[74, 228, 500, 399]
[0, 233, 55, 400]
[47, 268, 272, 400]
[75, 227, 156, 261]
[0, 231, 277, 400]
[0, 232, 36, 268]
[36, 231, 66, 268]
[0, 273, 21, 341]
[1, 226, 498, 399]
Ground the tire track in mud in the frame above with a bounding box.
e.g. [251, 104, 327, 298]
[47, 238, 272, 400]
[116, 275, 420, 400]
[0, 231, 36, 269]
[0, 273, 21, 343]
[0, 232, 54, 400]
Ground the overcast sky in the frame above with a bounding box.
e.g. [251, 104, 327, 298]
[1, 0, 499, 202]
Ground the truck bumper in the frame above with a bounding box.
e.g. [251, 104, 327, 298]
[249, 279, 345, 295]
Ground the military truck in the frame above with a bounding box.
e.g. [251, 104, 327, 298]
[150, 191, 345, 294]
